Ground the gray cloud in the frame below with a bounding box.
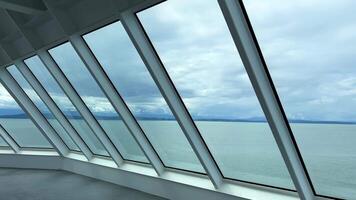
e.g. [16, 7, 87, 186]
[1, 0, 356, 122]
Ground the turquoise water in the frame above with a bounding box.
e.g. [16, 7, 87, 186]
[0, 118, 355, 199]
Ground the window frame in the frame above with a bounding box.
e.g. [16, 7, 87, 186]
[80, 20, 210, 175]
[239, 0, 355, 199]
[6, 64, 76, 151]
[47, 41, 151, 164]
[0, 73, 56, 150]
[134, 0, 302, 193]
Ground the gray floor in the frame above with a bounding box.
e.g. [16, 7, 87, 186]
[0, 168, 166, 200]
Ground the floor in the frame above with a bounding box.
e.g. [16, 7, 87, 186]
[0, 168, 166, 200]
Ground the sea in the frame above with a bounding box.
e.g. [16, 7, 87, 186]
[0, 118, 355, 199]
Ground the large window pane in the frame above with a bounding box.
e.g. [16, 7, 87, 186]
[83, 21, 204, 172]
[138, 0, 294, 189]
[7, 65, 79, 151]
[49, 42, 148, 163]
[244, 0, 356, 198]
[0, 83, 52, 148]
[25, 56, 109, 156]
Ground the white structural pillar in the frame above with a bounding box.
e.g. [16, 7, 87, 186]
[15, 61, 93, 160]
[218, 0, 315, 199]
[37, 49, 124, 166]
[0, 68, 69, 156]
[120, 11, 223, 188]
[0, 124, 20, 153]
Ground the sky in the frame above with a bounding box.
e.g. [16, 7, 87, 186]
[1, 0, 356, 122]
[243, 0, 356, 121]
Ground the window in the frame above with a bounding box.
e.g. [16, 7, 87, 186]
[7, 65, 79, 151]
[138, 0, 294, 189]
[25, 55, 110, 156]
[0, 83, 52, 148]
[83, 21, 204, 172]
[49, 42, 148, 163]
[244, 0, 356, 198]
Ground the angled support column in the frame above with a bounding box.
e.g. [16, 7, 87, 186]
[37, 50, 124, 166]
[218, 0, 315, 199]
[0, 124, 20, 153]
[70, 35, 165, 175]
[0, 68, 69, 156]
[15, 61, 93, 160]
[120, 11, 223, 188]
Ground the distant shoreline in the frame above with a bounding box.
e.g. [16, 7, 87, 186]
[1, 115, 356, 125]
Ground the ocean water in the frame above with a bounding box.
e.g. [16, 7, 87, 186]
[0, 118, 355, 199]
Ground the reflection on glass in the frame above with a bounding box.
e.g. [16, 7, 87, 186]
[7, 65, 79, 151]
[25, 56, 109, 156]
[83, 21, 204, 172]
[244, 0, 356, 198]
[0, 83, 52, 148]
[49, 43, 148, 162]
[138, 0, 294, 189]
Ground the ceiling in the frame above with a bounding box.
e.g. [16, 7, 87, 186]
[0, 0, 156, 67]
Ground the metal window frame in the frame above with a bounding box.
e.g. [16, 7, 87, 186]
[70, 35, 165, 175]
[47, 40, 157, 165]
[0, 68, 68, 156]
[0, 0, 337, 199]
[120, 11, 224, 189]
[41, 0, 162, 167]
[7, 64, 76, 151]
[16, 59, 93, 160]
[131, 1, 304, 192]
[217, 0, 316, 199]
[3, 8, 124, 162]
[38, 49, 124, 165]
[79, 20, 213, 176]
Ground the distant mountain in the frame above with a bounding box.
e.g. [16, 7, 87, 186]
[0, 108, 24, 116]
[0, 108, 27, 118]
[1, 109, 356, 124]
[287, 119, 356, 125]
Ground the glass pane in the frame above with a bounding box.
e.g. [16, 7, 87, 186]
[0, 83, 52, 148]
[244, 0, 356, 198]
[138, 0, 294, 189]
[83, 22, 204, 172]
[7, 65, 79, 151]
[0, 135, 8, 146]
[25, 56, 109, 156]
[49, 42, 148, 163]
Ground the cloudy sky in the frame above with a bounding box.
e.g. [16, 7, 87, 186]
[1, 0, 356, 122]
[243, 0, 356, 121]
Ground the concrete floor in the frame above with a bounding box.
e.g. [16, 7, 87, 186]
[0, 168, 166, 200]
